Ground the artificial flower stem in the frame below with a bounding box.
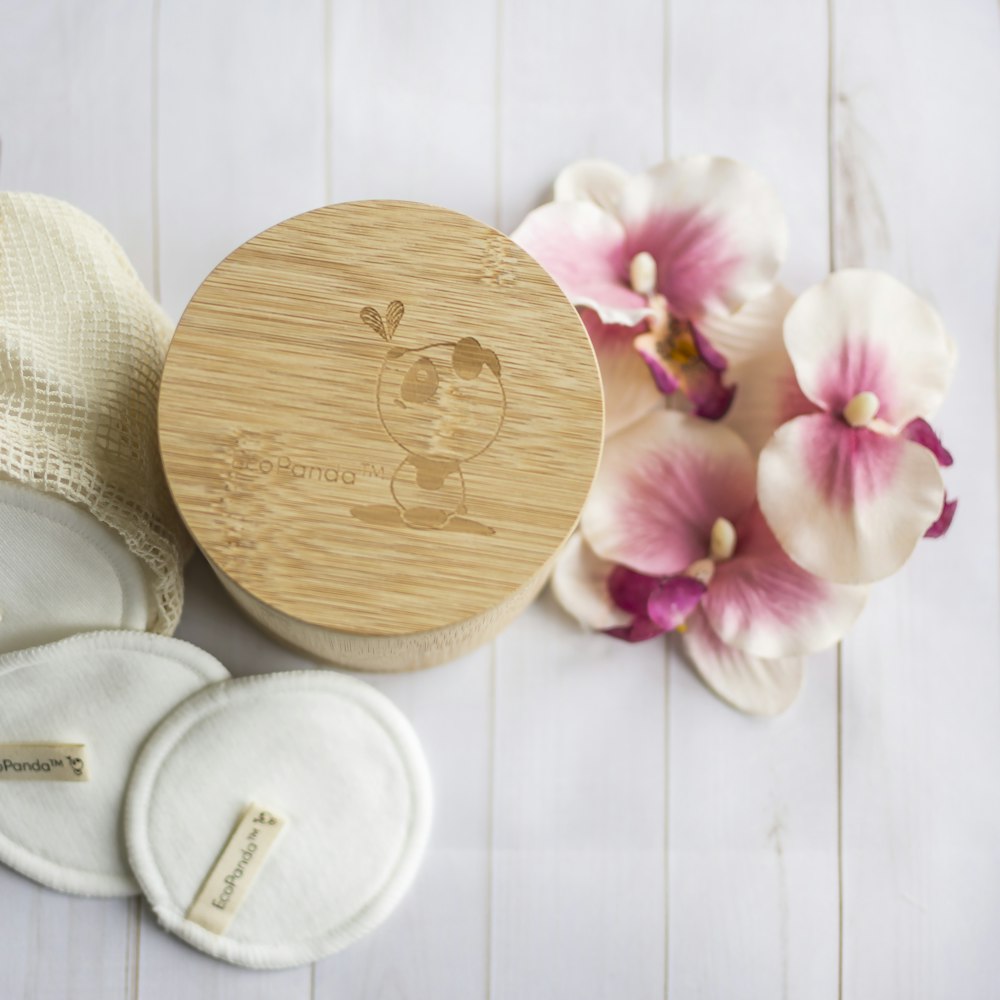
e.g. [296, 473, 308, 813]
[843, 390, 880, 428]
[629, 251, 657, 295]
[709, 516, 737, 561]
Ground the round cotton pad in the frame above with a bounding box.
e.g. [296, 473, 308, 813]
[0, 631, 229, 896]
[125, 670, 433, 969]
[0, 480, 152, 654]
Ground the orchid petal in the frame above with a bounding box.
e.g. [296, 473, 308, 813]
[633, 319, 735, 419]
[901, 417, 953, 467]
[511, 201, 648, 324]
[581, 410, 756, 576]
[783, 270, 956, 426]
[632, 331, 681, 395]
[700, 286, 818, 454]
[647, 575, 707, 631]
[580, 309, 663, 437]
[606, 616, 665, 643]
[702, 505, 868, 657]
[681, 610, 804, 716]
[618, 155, 788, 320]
[925, 496, 958, 539]
[554, 159, 631, 216]
[682, 324, 736, 419]
[550, 532, 632, 631]
[607, 564, 659, 615]
[757, 412, 946, 583]
[698, 284, 794, 369]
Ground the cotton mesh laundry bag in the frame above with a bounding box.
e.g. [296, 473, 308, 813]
[0, 193, 188, 634]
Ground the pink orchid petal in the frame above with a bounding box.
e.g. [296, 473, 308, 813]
[925, 495, 958, 538]
[633, 332, 681, 395]
[550, 533, 632, 631]
[511, 200, 648, 324]
[680, 325, 735, 420]
[783, 270, 956, 426]
[758, 412, 946, 583]
[607, 564, 659, 616]
[554, 159, 630, 216]
[606, 615, 665, 643]
[690, 321, 728, 372]
[580, 309, 663, 437]
[901, 417, 954, 467]
[688, 377, 735, 421]
[581, 410, 757, 576]
[618, 155, 788, 319]
[702, 505, 868, 657]
[647, 575, 707, 631]
[680, 610, 804, 716]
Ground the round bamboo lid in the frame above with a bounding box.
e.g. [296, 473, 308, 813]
[158, 201, 603, 667]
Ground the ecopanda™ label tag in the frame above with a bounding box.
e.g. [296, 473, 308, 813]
[187, 803, 287, 935]
[0, 743, 89, 781]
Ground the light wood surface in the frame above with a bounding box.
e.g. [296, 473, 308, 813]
[0, 0, 997, 997]
[159, 201, 603, 668]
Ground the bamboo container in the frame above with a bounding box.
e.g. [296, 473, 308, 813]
[158, 201, 604, 670]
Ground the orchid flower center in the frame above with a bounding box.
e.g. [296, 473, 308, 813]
[629, 251, 657, 295]
[684, 557, 715, 586]
[843, 391, 880, 428]
[709, 516, 737, 562]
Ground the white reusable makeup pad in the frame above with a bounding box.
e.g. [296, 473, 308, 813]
[0, 631, 229, 896]
[0, 479, 152, 653]
[125, 670, 433, 969]
[0, 192, 189, 633]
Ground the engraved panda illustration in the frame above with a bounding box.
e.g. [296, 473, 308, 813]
[351, 300, 505, 535]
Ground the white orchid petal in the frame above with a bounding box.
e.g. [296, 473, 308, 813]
[681, 611, 804, 716]
[783, 269, 956, 426]
[579, 309, 663, 438]
[698, 284, 795, 369]
[574, 295, 655, 328]
[617, 155, 789, 319]
[550, 532, 632, 631]
[696, 285, 817, 455]
[581, 410, 756, 576]
[757, 412, 946, 584]
[702, 505, 869, 657]
[554, 159, 631, 216]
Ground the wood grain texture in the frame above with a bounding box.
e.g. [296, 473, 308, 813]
[668, 0, 841, 996]
[159, 200, 603, 667]
[315, 3, 501, 994]
[832, 2, 1000, 998]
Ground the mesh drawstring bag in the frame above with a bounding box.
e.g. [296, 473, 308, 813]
[0, 192, 189, 634]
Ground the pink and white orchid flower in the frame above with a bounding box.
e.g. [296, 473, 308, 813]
[757, 270, 957, 584]
[511, 156, 789, 420]
[552, 411, 868, 715]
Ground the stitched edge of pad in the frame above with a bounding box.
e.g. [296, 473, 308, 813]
[124, 669, 433, 969]
[0, 631, 230, 895]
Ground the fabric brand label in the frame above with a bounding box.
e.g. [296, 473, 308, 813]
[0, 743, 89, 781]
[187, 802, 287, 935]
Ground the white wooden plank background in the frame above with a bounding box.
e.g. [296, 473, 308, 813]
[0, 1, 997, 997]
